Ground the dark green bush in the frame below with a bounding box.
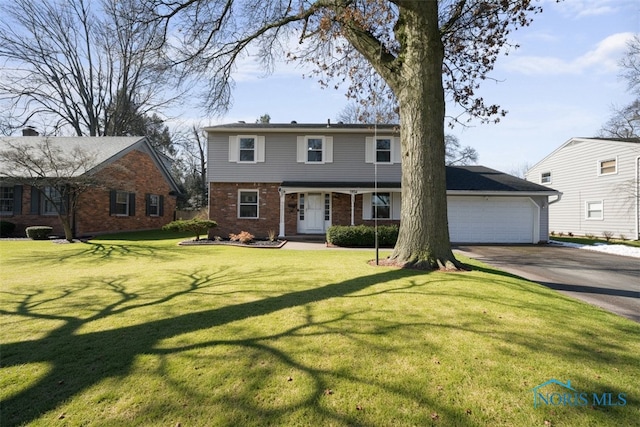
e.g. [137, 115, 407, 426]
[0, 221, 16, 237]
[162, 218, 217, 240]
[326, 224, 398, 247]
[25, 226, 53, 240]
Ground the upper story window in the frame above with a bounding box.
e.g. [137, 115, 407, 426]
[598, 158, 617, 176]
[238, 190, 258, 218]
[365, 136, 400, 164]
[541, 172, 552, 184]
[307, 138, 323, 162]
[0, 186, 15, 214]
[297, 136, 333, 164]
[376, 138, 392, 163]
[228, 135, 264, 163]
[239, 137, 256, 162]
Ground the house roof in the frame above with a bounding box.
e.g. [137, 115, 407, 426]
[0, 136, 180, 193]
[528, 137, 640, 171]
[282, 166, 558, 195]
[204, 122, 400, 134]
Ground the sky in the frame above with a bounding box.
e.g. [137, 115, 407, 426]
[179, 0, 639, 174]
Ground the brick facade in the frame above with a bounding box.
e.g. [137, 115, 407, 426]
[1, 149, 176, 237]
[208, 182, 399, 238]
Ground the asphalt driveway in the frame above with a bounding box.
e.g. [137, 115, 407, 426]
[454, 244, 640, 322]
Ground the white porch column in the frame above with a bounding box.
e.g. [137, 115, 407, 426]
[278, 187, 286, 238]
[350, 190, 357, 226]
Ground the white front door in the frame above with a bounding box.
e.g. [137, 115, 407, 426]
[306, 193, 325, 232]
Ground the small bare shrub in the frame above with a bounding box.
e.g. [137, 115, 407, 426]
[619, 234, 627, 241]
[602, 231, 614, 242]
[585, 233, 595, 239]
[550, 231, 555, 236]
[558, 231, 565, 237]
[268, 229, 276, 242]
[229, 231, 255, 244]
[568, 232, 574, 237]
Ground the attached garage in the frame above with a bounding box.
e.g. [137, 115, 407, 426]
[447, 196, 538, 243]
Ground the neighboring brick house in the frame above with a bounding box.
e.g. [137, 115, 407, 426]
[205, 123, 559, 243]
[0, 134, 180, 237]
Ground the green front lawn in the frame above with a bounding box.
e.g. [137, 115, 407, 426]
[1, 231, 638, 426]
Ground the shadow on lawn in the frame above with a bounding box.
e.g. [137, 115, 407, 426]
[1, 266, 429, 426]
[2, 263, 638, 426]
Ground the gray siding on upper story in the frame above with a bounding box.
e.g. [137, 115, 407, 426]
[526, 138, 640, 238]
[208, 131, 402, 183]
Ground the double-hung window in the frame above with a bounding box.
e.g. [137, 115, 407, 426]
[376, 138, 392, 163]
[239, 137, 256, 162]
[372, 192, 391, 219]
[297, 136, 333, 164]
[238, 190, 258, 218]
[42, 186, 63, 215]
[229, 135, 264, 163]
[0, 186, 14, 214]
[599, 158, 617, 175]
[541, 172, 552, 184]
[146, 194, 164, 217]
[110, 190, 135, 216]
[307, 138, 323, 163]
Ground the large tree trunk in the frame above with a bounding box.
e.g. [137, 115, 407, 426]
[386, 1, 462, 270]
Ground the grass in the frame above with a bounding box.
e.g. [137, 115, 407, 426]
[551, 236, 640, 248]
[1, 230, 639, 426]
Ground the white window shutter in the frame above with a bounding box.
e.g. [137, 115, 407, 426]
[228, 136, 238, 162]
[325, 136, 333, 163]
[392, 137, 401, 164]
[297, 136, 305, 163]
[392, 192, 401, 220]
[365, 137, 374, 163]
[257, 136, 265, 162]
[362, 193, 372, 220]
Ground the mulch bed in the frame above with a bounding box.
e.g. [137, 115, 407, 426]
[178, 239, 287, 248]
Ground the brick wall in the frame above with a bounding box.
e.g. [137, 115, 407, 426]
[208, 182, 282, 239]
[1, 149, 176, 237]
[207, 184, 398, 238]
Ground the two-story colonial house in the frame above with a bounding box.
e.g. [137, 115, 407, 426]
[526, 137, 640, 240]
[206, 122, 559, 244]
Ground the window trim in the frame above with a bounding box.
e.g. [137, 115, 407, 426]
[306, 136, 324, 164]
[238, 189, 259, 219]
[0, 185, 15, 215]
[238, 135, 258, 163]
[375, 138, 392, 164]
[585, 200, 604, 220]
[42, 186, 63, 216]
[110, 190, 136, 217]
[145, 193, 163, 217]
[598, 158, 617, 176]
[540, 171, 552, 184]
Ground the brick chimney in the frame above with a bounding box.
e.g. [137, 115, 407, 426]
[22, 126, 39, 136]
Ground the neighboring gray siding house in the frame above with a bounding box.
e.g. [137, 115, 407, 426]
[206, 123, 558, 243]
[526, 137, 640, 240]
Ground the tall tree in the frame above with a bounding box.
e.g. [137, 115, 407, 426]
[147, 0, 541, 269]
[174, 124, 208, 210]
[600, 34, 640, 138]
[0, 0, 180, 136]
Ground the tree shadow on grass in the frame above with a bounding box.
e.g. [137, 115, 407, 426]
[2, 262, 639, 426]
[0, 266, 429, 426]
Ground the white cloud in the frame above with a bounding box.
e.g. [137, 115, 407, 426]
[505, 32, 634, 75]
[556, 0, 624, 18]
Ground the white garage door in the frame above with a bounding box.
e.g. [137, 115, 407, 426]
[447, 196, 536, 243]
